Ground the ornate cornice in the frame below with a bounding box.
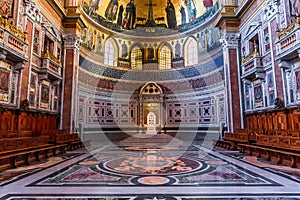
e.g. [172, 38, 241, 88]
[263, 0, 278, 21]
[45, 0, 66, 19]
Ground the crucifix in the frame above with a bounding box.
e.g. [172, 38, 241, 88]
[144, 0, 157, 27]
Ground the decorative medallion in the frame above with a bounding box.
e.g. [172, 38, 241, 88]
[101, 155, 203, 175]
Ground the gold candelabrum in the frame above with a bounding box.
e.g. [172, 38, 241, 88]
[242, 44, 260, 64]
[277, 14, 300, 40]
[42, 47, 61, 65]
[0, 15, 27, 42]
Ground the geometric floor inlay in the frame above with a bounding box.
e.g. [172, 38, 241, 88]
[1, 141, 300, 199]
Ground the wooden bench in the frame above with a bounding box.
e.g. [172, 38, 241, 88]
[224, 132, 249, 143]
[0, 144, 68, 169]
[214, 139, 236, 150]
[239, 143, 300, 168]
[69, 140, 86, 150]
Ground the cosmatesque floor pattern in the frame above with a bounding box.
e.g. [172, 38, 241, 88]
[1, 140, 300, 200]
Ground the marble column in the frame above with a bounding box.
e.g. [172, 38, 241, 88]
[220, 32, 243, 132]
[61, 34, 81, 132]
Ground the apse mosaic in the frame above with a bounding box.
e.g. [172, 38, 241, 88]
[81, 0, 219, 32]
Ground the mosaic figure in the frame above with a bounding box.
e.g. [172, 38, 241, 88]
[90, 0, 101, 11]
[203, 0, 213, 8]
[180, 5, 186, 24]
[184, 0, 196, 22]
[105, 0, 119, 21]
[165, 0, 177, 29]
[125, 0, 136, 29]
[117, 5, 124, 26]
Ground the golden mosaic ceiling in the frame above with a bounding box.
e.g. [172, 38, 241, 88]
[83, 0, 219, 27]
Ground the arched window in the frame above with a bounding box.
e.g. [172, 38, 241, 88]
[159, 46, 171, 70]
[104, 39, 115, 66]
[131, 46, 143, 70]
[185, 38, 198, 66]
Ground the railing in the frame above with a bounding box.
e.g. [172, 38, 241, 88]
[242, 48, 260, 67]
[41, 50, 62, 76]
[0, 16, 27, 41]
[241, 50, 264, 78]
[276, 15, 300, 56]
[0, 16, 28, 59]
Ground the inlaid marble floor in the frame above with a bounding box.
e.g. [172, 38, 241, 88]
[1, 138, 300, 200]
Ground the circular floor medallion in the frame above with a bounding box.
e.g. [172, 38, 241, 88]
[79, 161, 100, 165]
[137, 176, 170, 185]
[101, 155, 204, 175]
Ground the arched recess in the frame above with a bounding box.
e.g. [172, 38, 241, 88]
[131, 46, 143, 70]
[137, 82, 165, 128]
[130, 43, 144, 70]
[104, 37, 118, 67]
[183, 36, 198, 66]
[158, 43, 172, 70]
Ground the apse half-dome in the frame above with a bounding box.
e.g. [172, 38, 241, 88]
[82, 0, 219, 34]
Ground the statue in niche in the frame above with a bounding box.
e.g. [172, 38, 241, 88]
[81, 29, 87, 42]
[96, 33, 102, 53]
[207, 28, 214, 48]
[87, 29, 93, 49]
[216, 27, 221, 40]
[199, 31, 206, 48]
[165, 0, 177, 29]
[175, 42, 181, 57]
[121, 42, 128, 57]
[105, 0, 119, 21]
[125, 0, 136, 29]
[148, 45, 154, 60]
[117, 5, 124, 26]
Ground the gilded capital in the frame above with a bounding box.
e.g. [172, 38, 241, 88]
[219, 32, 240, 49]
[63, 34, 82, 50]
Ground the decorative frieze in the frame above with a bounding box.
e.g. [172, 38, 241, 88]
[23, 0, 41, 22]
[263, 0, 278, 21]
